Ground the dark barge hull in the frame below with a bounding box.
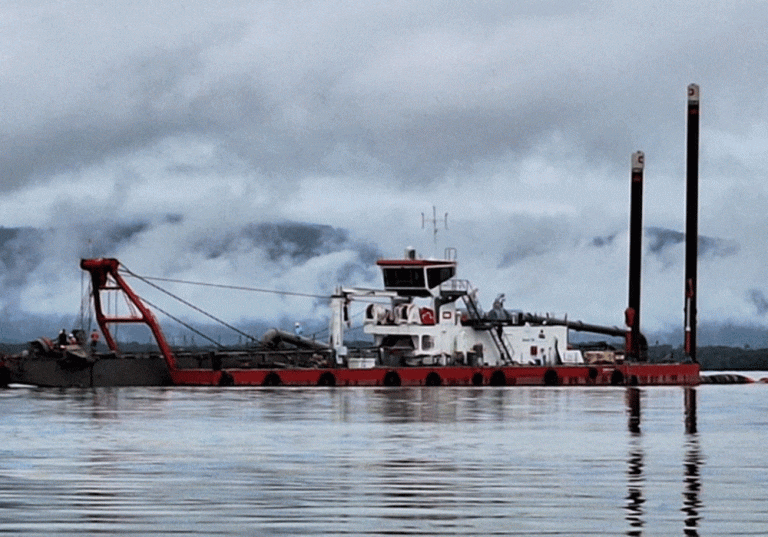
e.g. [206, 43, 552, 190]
[5, 354, 171, 388]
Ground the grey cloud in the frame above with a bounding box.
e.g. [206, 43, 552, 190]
[0, 220, 380, 277]
[497, 217, 570, 268]
[646, 226, 739, 258]
[5, 1, 767, 194]
[193, 221, 380, 267]
[499, 223, 738, 270]
[87, 221, 152, 257]
[591, 234, 617, 248]
[0, 227, 44, 288]
[2, 1, 768, 341]
[646, 227, 684, 254]
[700, 235, 739, 258]
[0, 222, 150, 285]
[0, 42, 263, 192]
[748, 289, 768, 316]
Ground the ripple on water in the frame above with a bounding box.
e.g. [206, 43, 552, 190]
[0, 385, 765, 535]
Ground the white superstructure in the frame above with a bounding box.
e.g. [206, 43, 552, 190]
[331, 248, 583, 367]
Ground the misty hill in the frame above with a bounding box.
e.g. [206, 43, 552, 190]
[2, 222, 767, 357]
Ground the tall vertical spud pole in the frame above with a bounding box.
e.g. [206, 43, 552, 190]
[684, 84, 699, 362]
[626, 151, 644, 361]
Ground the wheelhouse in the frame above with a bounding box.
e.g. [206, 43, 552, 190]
[377, 259, 456, 297]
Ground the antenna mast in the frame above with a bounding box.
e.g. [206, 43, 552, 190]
[422, 206, 448, 252]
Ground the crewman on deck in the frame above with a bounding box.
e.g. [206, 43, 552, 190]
[57, 329, 68, 347]
[90, 330, 100, 350]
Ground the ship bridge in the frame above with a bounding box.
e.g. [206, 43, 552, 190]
[377, 250, 456, 298]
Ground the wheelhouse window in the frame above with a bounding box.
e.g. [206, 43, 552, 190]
[421, 335, 434, 351]
[382, 268, 425, 288]
[426, 266, 455, 288]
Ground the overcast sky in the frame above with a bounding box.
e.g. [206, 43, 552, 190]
[2, 1, 768, 343]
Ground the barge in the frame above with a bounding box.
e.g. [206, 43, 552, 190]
[0, 85, 704, 388]
[1, 243, 700, 389]
[65, 251, 696, 388]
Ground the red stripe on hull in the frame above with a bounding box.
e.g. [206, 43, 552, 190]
[169, 363, 700, 387]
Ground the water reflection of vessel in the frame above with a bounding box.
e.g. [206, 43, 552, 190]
[623, 387, 701, 536]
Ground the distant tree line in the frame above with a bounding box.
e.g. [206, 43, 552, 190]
[648, 345, 768, 371]
[2, 342, 766, 371]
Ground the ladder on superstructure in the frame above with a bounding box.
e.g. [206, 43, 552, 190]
[462, 292, 513, 364]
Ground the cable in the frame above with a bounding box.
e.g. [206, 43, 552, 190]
[138, 295, 224, 349]
[119, 265, 259, 344]
[115, 266, 381, 345]
[118, 270, 330, 299]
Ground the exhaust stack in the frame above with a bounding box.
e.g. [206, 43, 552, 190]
[626, 151, 644, 361]
[684, 84, 700, 362]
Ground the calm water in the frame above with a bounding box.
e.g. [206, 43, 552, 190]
[0, 381, 766, 536]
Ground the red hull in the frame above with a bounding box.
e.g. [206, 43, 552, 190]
[170, 362, 700, 387]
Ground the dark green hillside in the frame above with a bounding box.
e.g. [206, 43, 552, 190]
[647, 345, 768, 370]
